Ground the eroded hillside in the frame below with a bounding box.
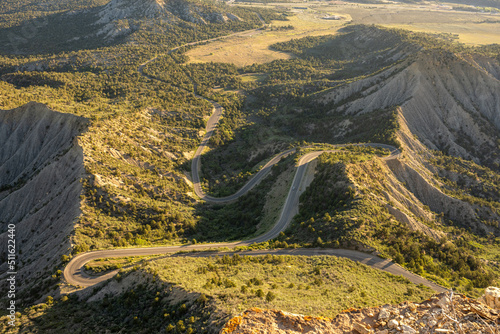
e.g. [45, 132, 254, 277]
[0, 0, 270, 53]
[251, 25, 500, 294]
[0, 102, 88, 299]
[320, 47, 500, 165]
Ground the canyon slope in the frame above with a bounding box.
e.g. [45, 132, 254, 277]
[0, 102, 87, 298]
[312, 27, 500, 236]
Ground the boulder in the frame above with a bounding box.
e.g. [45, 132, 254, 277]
[353, 322, 373, 334]
[387, 319, 398, 329]
[480, 286, 500, 309]
[400, 324, 417, 334]
[378, 308, 390, 320]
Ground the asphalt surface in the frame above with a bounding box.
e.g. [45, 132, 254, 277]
[65, 247, 446, 293]
[63, 32, 445, 295]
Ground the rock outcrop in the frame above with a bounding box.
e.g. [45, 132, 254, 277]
[221, 291, 500, 334]
[95, 0, 244, 40]
[96, 0, 172, 24]
[480, 286, 500, 310]
[0, 102, 88, 296]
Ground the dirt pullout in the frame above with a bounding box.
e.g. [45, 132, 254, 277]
[221, 291, 499, 334]
[0, 102, 88, 296]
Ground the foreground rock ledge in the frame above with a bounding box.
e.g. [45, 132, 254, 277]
[220, 291, 499, 334]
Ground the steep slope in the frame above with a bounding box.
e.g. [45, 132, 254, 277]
[96, 0, 242, 25]
[321, 49, 500, 165]
[96, 0, 245, 42]
[309, 28, 500, 236]
[271, 25, 421, 81]
[0, 0, 257, 53]
[387, 115, 495, 232]
[262, 26, 500, 292]
[0, 102, 88, 298]
[95, 0, 243, 40]
[466, 53, 500, 81]
[96, 0, 172, 24]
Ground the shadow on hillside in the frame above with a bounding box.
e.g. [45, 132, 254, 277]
[0, 9, 126, 55]
[21, 271, 225, 333]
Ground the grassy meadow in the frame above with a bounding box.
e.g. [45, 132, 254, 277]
[186, 1, 500, 68]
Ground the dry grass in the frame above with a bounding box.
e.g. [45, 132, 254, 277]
[84, 255, 161, 274]
[312, 2, 500, 45]
[185, 13, 349, 67]
[185, 2, 500, 67]
[384, 23, 500, 45]
[239, 73, 267, 83]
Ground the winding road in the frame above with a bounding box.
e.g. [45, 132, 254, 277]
[64, 25, 446, 294]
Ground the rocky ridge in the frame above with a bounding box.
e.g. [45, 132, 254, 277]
[96, 0, 171, 24]
[322, 49, 500, 165]
[314, 28, 500, 235]
[221, 289, 500, 334]
[0, 102, 88, 297]
[95, 0, 243, 40]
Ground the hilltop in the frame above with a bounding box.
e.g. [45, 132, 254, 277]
[97, 0, 243, 25]
[95, 0, 244, 41]
[0, 0, 266, 53]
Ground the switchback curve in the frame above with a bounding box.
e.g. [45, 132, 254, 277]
[64, 28, 446, 295]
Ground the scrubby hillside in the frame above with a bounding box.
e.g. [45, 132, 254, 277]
[0, 254, 434, 333]
[97, 0, 243, 25]
[245, 25, 500, 294]
[283, 147, 496, 293]
[0, 0, 268, 53]
[95, 0, 246, 41]
[96, 0, 174, 23]
[0, 102, 88, 299]
[309, 37, 500, 238]
[277, 25, 500, 237]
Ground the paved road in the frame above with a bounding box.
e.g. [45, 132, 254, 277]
[63, 29, 445, 294]
[64, 246, 445, 293]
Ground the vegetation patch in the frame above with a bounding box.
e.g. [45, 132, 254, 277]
[1, 255, 433, 333]
[280, 152, 499, 296]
